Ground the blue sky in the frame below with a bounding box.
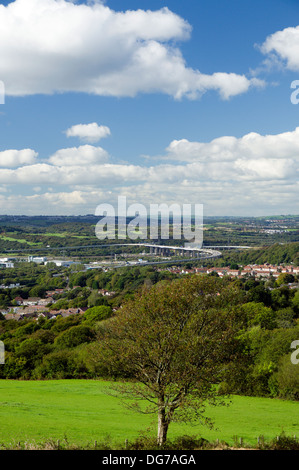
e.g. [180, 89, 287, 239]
[0, 0, 298, 216]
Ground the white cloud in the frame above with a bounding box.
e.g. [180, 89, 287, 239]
[0, 161, 147, 186]
[0, 148, 38, 167]
[165, 127, 299, 164]
[1, 176, 297, 216]
[0, 125, 298, 215]
[30, 190, 87, 207]
[49, 145, 109, 166]
[260, 25, 299, 70]
[0, 0, 262, 100]
[65, 123, 111, 143]
[0, 190, 102, 215]
[0, 128, 298, 187]
[234, 158, 296, 180]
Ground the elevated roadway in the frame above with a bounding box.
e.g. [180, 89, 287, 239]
[3, 241, 251, 266]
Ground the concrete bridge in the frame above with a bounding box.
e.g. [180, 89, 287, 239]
[140, 243, 222, 259]
[5, 241, 251, 264]
[139, 242, 250, 256]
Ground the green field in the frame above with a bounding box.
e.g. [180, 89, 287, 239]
[0, 379, 299, 448]
[0, 236, 42, 246]
[41, 233, 89, 239]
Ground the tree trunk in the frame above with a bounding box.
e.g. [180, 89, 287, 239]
[157, 407, 169, 446]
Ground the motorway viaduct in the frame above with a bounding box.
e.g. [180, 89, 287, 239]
[4, 242, 251, 263]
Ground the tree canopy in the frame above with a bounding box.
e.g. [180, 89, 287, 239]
[96, 275, 245, 445]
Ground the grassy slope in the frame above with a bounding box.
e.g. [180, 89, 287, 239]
[0, 236, 42, 246]
[0, 379, 299, 447]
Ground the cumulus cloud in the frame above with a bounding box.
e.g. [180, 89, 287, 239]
[260, 25, 299, 70]
[0, 125, 298, 215]
[0, 148, 38, 167]
[0, 0, 262, 100]
[0, 189, 108, 215]
[1, 132, 298, 186]
[49, 144, 110, 166]
[65, 123, 111, 143]
[0, 161, 148, 186]
[165, 127, 299, 164]
[1, 176, 297, 216]
[29, 190, 88, 207]
[234, 158, 296, 180]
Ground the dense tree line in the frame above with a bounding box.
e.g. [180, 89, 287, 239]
[0, 306, 113, 380]
[210, 242, 299, 267]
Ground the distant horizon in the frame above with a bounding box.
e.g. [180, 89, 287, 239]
[0, 213, 297, 219]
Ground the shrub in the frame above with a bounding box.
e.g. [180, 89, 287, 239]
[50, 315, 82, 334]
[15, 338, 52, 362]
[14, 322, 39, 338]
[126, 434, 209, 450]
[273, 354, 299, 400]
[83, 306, 113, 325]
[34, 349, 88, 379]
[54, 325, 95, 349]
[31, 329, 55, 344]
[260, 433, 299, 450]
[34, 350, 74, 379]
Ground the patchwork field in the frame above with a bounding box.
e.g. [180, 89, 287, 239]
[0, 379, 298, 448]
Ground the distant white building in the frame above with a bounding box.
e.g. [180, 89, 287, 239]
[45, 259, 74, 267]
[0, 258, 15, 268]
[28, 256, 47, 264]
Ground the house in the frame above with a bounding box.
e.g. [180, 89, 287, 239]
[0, 309, 9, 316]
[0, 262, 14, 268]
[252, 270, 272, 278]
[98, 289, 116, 297]
[206, 267, 228, 277]
[37, 312, 57, 320]
[38, 297, 54, 306]
[4, 313, 24, 321]
[49, 307, 87, 317]
[22, 297, 41, 306]
[225, 269, 239, 277]
[194, 268, 208, 274]
[45, 290, 56, 297]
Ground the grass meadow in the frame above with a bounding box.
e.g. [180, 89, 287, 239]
[1, 379, 299, 448]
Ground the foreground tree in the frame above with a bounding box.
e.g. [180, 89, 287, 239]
[96, 275, 245, 445]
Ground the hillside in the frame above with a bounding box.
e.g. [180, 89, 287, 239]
[219, 242, 299, 267]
